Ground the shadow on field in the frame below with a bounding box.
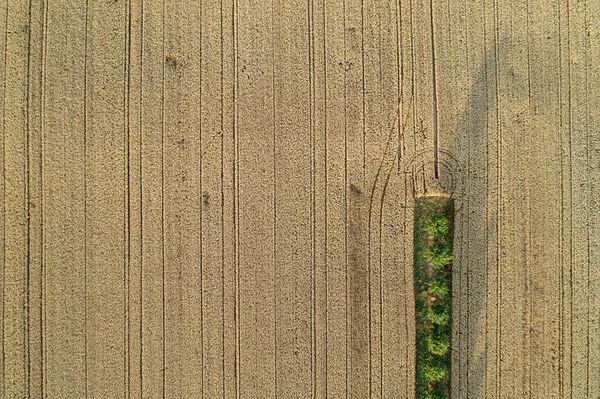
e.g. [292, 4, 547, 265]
[448, 46, 499, 398]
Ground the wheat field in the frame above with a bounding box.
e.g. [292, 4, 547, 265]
[1, 0, 598, 397]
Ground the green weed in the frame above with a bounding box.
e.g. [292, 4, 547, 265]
[427, 332, 450, 355]
[428, 275, 450, 299]
[424, 243, 452, 270]
[425, 389, 447, 399]
[424, 214, 450, 238]
[427, 303, 450, 326]
[422, 359, 448, 382]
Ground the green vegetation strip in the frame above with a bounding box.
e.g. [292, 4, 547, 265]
[414, 196, 454, 399]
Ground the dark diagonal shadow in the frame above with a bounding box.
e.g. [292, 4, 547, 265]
[448, 46, 499, 399]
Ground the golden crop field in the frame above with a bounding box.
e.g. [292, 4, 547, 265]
[1, 0, 598, 397]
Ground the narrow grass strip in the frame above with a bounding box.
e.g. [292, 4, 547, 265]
[414, 196, 454, 399]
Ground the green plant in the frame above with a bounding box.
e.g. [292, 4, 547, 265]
[415, 367, 427, 395]
[424, 243, 452, 269]
[428, 275, 450, 299]
[425, 389, 447, 399]
[427, 303, 450, 326]
[414, 197, 454, 398]
[422, 359, 448, 382]
[427, 332, 450, 355]
[424, 215, 450, 238]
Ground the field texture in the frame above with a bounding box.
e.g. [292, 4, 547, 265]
[1, 0, 599, 398]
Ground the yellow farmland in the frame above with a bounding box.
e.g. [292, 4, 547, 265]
[1, 0, 598, 397]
